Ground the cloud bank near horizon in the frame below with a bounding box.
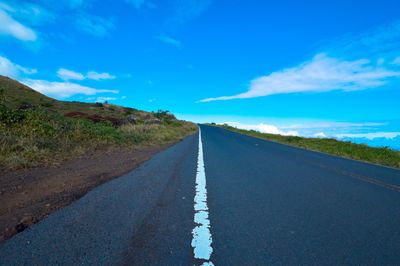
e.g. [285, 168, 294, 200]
[221, 121, 400, 140]
[224, 122, 300, 136]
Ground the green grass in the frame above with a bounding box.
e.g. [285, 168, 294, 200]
[218, 124, 400, 169]
[0, 76, 197, 170]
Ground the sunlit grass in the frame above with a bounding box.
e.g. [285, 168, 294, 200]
[219, 124, 400, 168]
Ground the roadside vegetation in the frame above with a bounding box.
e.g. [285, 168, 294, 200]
[0, 76, 197, 170]
[218, 124, 400, 168]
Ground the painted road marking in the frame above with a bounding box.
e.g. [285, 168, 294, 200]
[192, 128, 214, 266]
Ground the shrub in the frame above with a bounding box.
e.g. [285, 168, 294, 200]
[40, 102, 53, 108]
[153, 110, 176, 122]
[0, 109, 26, 125]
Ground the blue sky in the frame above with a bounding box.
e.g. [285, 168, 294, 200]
[1, 0, 400, 149]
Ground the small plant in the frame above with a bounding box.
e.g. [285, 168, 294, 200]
[40, 102, 53, 108]
[0, 88, 5, 106]
[0, 109, 26, 125]
[154, 109, 176, 122]
[18, 102, 35, 110]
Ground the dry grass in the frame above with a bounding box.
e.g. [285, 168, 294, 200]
[119, 123, 197, 144]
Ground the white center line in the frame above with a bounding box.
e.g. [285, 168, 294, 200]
[191, 128, 214, 266]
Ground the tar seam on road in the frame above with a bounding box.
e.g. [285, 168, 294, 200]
[191, 128, 214, 266]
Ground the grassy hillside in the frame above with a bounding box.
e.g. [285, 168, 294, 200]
[0, 76, 197, 170]
[218, 124, 400, 168]
[0, 75, 142, 118]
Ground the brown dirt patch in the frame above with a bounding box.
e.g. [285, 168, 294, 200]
[64, 111, 123, 126]
[0, 143, 173, 242]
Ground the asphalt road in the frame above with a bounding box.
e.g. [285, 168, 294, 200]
[1, 125, 400, 265]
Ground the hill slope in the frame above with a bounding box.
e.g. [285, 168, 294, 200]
[0, 75, 196, 170]
[0, 75, 145, 120]
[0, 76, 55, 108]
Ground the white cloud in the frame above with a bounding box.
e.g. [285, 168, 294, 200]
[200, 53, 400, 102]
[336, 132, 400, 140]
[0, 3, 13, 12]
[167, 0, 211, 29]
[0, 1, 55, 43]
[201, 21, 400, 102]
[76, 14, 114, 37]
[313, 132, 327, 138]
[0, 56, 117, 99]
[225, 121, 400, 148]
[278, 121, 391, 139]
[1, 0, 115, 41]
[281, 121, 386, 130]
[176, 114, 400, 149]
[156, 35, 181, 47]
[57, 68, 116, 81]
[57, 68, 85, 81]
[126, 0, 146, 9]
[221, 121, 400, 150]
[95, 96, 117, 102]
[67, 0, 84, 9]
[22, 79, 118, 98]
[224, 122, 299, 136]
[1, 2, 54, 26]
[86, 71, 116, 80]
[377, 58, 385, 65]
[0, 55, 37, 78]
[330, 20, 400, 60]
[0, 8, 37, 41]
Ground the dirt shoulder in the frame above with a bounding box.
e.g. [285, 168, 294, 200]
[0, 142, 175, 243]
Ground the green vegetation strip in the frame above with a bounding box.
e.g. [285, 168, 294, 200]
[218, 124, 400, 169]
[0, 108, 196, 170]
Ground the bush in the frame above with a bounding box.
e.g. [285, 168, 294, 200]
[0, 88, 5, 105]
[40, 102, 53, 108]
[0, 108, 26, 125]
[153, 110, 176, 122]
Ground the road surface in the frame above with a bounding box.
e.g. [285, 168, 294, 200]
[1, 125, 400, 265]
